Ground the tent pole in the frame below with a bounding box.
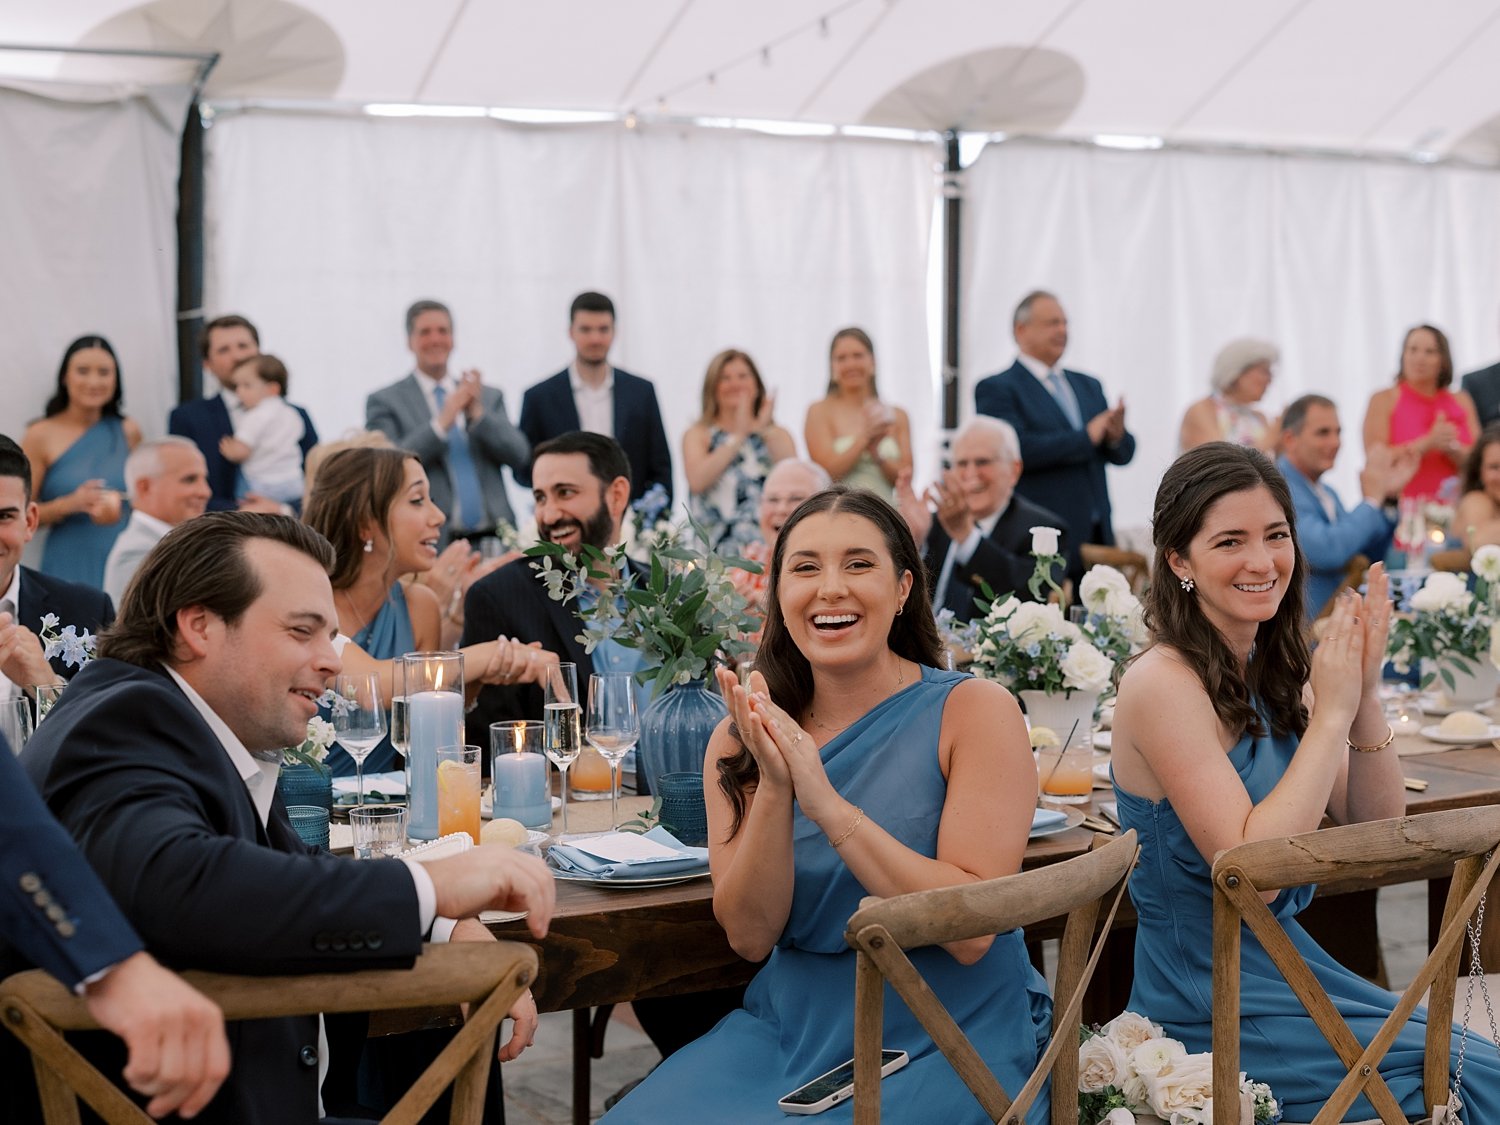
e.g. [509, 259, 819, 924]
[941, 129, 962, 433]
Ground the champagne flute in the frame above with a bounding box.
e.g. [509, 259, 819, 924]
[586, 672, 641, 829]
[544, 663, 581, 838]
[389, 661, 410, 803]
[332, 673, 386, 807]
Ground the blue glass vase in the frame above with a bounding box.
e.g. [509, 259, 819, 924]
[638, 680, 728, 797]
[277, 762, 333, 813]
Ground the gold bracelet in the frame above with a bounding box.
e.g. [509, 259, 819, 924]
[1348, 726, 1395, 753]
[829, 807, 865, 848]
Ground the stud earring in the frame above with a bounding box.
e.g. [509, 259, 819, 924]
[363, 539, 374, 554]
[1179, 575, 1195, 593]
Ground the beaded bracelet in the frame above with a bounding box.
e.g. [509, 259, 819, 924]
[1348, 726, 1395, 753]
[829, 806, 865, 848]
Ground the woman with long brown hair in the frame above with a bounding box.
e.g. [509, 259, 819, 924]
[803, 328, 912, 499]
[1112, 442, 1500, 1118]
[606, 487, 1048, 1123]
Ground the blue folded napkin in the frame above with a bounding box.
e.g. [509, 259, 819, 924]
[1032, 807, 1068, 831]
[548, 826, 709, 880]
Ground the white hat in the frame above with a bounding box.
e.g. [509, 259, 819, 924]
[1211, 337, 1280, 394]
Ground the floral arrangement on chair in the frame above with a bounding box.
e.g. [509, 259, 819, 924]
[1079, 1011, 1281, 1124]
[964, 531, 1148, 699]
[1386, 544, 1500, 690]
[527, 518, 762, 699]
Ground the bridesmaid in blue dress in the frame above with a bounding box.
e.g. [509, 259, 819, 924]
[608, 486, 1049, 1123]
[1112, 442, 1500, 1121]
[302, 445, 556, 775]
[22, 336, 139, 588]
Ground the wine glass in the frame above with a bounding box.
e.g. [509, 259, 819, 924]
[544, 663, 581, 838]
[2, 697, 33, 755]
[389, 661, 410, 803]
[586, 672, 641, 829]
[332, 673, 386, 807]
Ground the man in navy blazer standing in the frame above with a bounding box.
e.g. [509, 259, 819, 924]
[973, 291, 1135, 579]
[517, 292, 673, 505]
[0, 734, 231, 1121]
[168, 315, 318, 513]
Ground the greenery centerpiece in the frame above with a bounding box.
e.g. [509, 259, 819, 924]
[1387, 544, 1500, 696]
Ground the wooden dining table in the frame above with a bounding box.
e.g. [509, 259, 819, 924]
[486, 737, 1500, 1125]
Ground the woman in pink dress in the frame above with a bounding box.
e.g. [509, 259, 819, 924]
[1362, 324, 1478, 501]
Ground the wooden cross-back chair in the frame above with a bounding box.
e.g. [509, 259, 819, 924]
[0, 941, 538, 1125]
[844, 830, 1139, 1125]
[1080, 544, 1149, 595]
[1211, 807, 1500, 1124]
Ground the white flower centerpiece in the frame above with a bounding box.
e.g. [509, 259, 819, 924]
[1079, 1011, 1281, 1125]
[284, 714, 337, 773]
[1387, 545, 1500, 704]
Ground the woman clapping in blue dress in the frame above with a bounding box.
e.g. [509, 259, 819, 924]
[1111, 442, 1500, 1121]
[607, 486, 1050, 1124]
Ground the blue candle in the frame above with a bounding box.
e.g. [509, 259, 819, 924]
[493, 750, 551, 829]
[408, 689, 463, 840]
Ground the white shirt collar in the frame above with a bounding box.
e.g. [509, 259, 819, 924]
[568, 362, 613, 395]
[162, 664, 280, 826]
[1016, 352, 1060, 381]
[0, 566, 20, 701]
[217, 388, 244, 413]
[130, 509, 175, 539]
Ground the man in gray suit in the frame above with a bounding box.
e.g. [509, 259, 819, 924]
[366, 300, 529, 543]
[104, 437, 212, 606]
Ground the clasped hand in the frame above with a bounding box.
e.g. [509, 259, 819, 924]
[714, 666, 837, 818]
[1309, 563, 1392, 724]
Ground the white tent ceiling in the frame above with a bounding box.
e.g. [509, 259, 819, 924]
[5, 0, 1500, 161]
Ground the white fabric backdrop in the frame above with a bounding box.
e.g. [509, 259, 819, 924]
[961, 140, 1500, 536]
[0, 80, 189, 443]
[203, 112, 940, 516]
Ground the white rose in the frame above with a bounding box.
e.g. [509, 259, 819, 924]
[1169, 1091, 1254, 1125]
[1030, 525, 1061, 556]
[1101, 1011, 1165, 1053]
[1078, 1033, 1129, 1093]
[1130, 1036, 1187, 1078]
[1006, 601, 1074, 645]
[1121, 1072, 1150, 1109]
[1474, 544, 1500, 583]
[1410, 572, 1473, 613]
[986, 595, 1021, 625]
[1081, 565, 1131, 610]
[1145, 1052, 1215, 1116]
[1062, 640, 1115, 694]
[1103, 1110, 1136, 1125]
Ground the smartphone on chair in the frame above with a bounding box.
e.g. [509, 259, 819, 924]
[777, 1049, 909, 1114]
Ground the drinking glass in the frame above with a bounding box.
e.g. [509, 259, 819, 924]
[544, 663, 582, 837]
[491, 720, 552, 829]
[2, 697, 33, 754]
[587, 672, 641, 829]
[349, 804, 408, 859]
[31, 682, 65, 722]
[332, 673, 386, 807]
[436, 745, 482, 844]
[389, 663, 410, 760]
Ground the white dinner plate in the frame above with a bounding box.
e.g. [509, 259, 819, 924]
[1419, 695, 1494, 718]
[1093, 730, 1112, 751]
[479, 793, 562, 819]
[1030, 807, 1086, 839]
[549, 867, 712, 890]
[1419, 723, 1500, 745]
[1092, 762, 1112, 783]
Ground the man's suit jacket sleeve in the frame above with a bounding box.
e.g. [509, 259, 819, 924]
[295, 405, 319, 461]
[514, 386, 544, 488]
[975, 374, 1097, 471]
[367, 384, 447, 467]
[468, 388, 530, 472]
[639, 380, 674, 504]
[0, 742, 142, 989]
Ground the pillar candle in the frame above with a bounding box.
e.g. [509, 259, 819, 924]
[493, 751, 551, 829]
[408, 689, 463, 840]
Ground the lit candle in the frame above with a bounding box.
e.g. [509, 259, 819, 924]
[408, 690, 463, 840]
[494, 750, 551, 829]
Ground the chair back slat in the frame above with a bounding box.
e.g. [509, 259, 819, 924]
[1211, 810, 1500, 1124]
[848, 830, 1139, 1125]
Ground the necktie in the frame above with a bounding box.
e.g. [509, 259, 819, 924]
[432, 384, 486, 532]
[1045, 370, 1082, 430]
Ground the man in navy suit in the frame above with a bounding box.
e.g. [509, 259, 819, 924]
[973, 291, 1135, 580]
[19, 511, 555, 1123]
[0, 734, 231, 1120]
[0, 436, 114, 700]
[168, 315, 318, 513]
[1461, 314, 1500, 428]
[898, 417, 1067, 622]
[1276, 394, 1417, 619]
[517, 292, 673, 505]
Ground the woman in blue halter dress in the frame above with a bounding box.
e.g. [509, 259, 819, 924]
[607, 487, 1049, 1124]
[302, 446, 558, 776]
[1112, 443, 1500, 1122]
[23, 337, 139, 589]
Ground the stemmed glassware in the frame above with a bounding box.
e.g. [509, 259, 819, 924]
[586, 672, 641, 829]
[389, 662, 410, 798]
[544, 663, 581, 838]
[2, 698, 33, 754]
[331, 673, 386, 807]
